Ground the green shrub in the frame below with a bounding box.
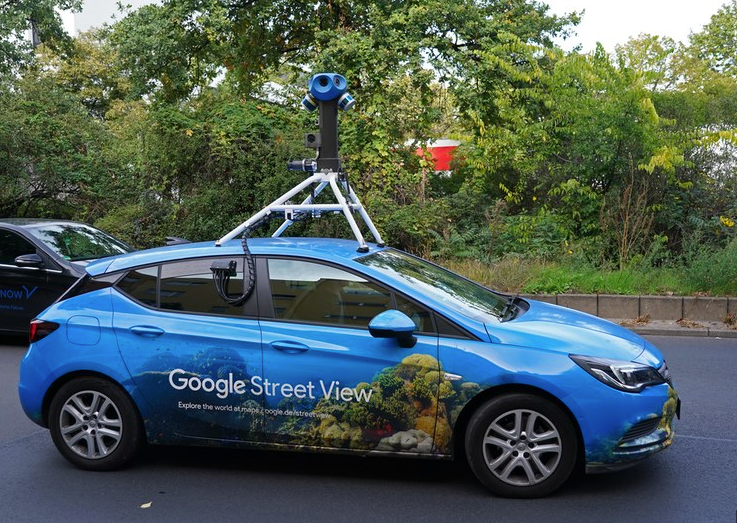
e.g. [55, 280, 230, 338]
[685, 237, 737, 295]
[494, 209, 569, 260]
[94, 199, 178, 248]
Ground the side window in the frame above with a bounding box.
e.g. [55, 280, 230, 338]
[395, 294, 434, 334]
[268, 259, 391, 327]
[0, 230, 36, 265]
[116, 266, 158, 307]
[159, 258, 245, 316]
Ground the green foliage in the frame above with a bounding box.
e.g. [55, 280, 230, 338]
[0, 72, 113, 218]
[39, 28, 132, 119]
[95, 86, 305, 246]
[443, 257, 687, 296]
[109, 0, 230, 101]
[691, 0, 737, 74]
[547, 178, 601, 239]
[429, 227, 479, 259]
[440, 241, 737, 296]
[0, 0, 82, 74]
[4, 0, 737, 297]
[684, 238, 737, 295]
[368, 198, 448, 256]
[543, 49, 664, 193]
[495, 209, 568, 259]
[93, 199, 178, 248]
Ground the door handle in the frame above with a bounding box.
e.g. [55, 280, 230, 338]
[270, 340, 309, 354]
[130, 325, 165, 338]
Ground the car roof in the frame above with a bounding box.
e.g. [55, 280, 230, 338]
[0, 218, 107, 238]
[0, 218, 87, 228]
[85, 237, 386, 277]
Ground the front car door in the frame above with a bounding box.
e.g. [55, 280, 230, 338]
[259, 257, 448, 455]
[0, 228, 73, 333]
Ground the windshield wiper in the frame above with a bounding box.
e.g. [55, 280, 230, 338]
[500, 295, 519, 322]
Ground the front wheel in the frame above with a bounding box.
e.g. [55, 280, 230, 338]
[49, 377, 144, 471]
[465, 393, 578, 498]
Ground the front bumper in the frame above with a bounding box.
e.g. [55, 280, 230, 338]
[585, 387, 680, 473]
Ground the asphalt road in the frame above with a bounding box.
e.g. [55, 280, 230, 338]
[1, 335, 735, 523]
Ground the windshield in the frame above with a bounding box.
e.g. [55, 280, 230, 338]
[356, 249, 507, 324]
[27, 223, 132, 262]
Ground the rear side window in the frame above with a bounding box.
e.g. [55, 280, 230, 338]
[115, 258, 247, 316]
[159, 258, 245, 316]
[116, 266, 158, 307]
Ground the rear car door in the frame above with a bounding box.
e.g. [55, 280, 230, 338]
[111, 256, 263, 442]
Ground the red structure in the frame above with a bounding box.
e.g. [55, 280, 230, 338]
[414, 139, 460, 171]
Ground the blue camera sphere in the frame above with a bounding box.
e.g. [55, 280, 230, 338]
[309, 73, 348, 101]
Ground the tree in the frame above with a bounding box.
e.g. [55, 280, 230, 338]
[615, 34, 684, 91]
[617, 28, 737, 255]
[109, 0, 229, 102]
[99, 0, 578, 251]
[38, 28, 132, 119]
[95, 84, 307, 246]
[0, 72, 114, 217]
[691, 0, 737, 75]
[0, 0, 82, 74]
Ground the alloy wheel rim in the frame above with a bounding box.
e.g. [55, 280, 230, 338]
[481, 408, 562, 486]
[59, 390, 123, 460]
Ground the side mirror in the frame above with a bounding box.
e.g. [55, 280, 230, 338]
[369, 309, 417, 348]
[14, 253, 45, 269]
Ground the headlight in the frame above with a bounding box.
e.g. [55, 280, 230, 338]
[570, 355, 666, 393]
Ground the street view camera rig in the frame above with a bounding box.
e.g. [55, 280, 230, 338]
[211, 73, 385, 305]
[216, 72, 384, 252]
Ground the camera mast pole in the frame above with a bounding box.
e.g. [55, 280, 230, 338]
[216, 73, 384, 253]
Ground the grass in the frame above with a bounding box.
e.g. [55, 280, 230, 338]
[438, 257, 723, 296]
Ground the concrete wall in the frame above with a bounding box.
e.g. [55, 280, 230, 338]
[521, 294, 736, 322]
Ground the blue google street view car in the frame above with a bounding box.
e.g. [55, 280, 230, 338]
[17, 72, 678, 497]
[19, 237, 679, 497]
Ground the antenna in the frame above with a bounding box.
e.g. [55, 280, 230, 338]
[216, 73, 384, 253]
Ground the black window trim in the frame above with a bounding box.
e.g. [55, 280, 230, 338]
[108, 254, 479, 341]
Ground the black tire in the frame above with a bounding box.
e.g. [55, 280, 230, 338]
[464, 393, 578, 498]
[48, 377, 144, 471]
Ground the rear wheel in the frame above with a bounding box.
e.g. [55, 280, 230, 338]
[465, 393, 578, 497]
[49, 377, 143, 471]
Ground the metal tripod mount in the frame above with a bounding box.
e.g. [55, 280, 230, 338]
[216, 73, 384, 252]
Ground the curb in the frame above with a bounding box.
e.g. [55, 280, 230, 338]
[523, 294, 737, 338]
[617, 320, 737, 338]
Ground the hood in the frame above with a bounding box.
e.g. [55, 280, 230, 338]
[486, 299, 647, 362]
